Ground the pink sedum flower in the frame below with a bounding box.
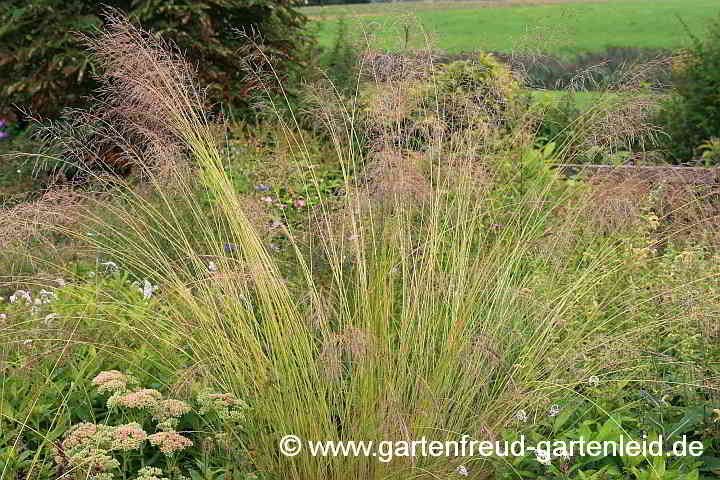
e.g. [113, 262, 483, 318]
[148, 431, 193, 455]
[92, 370, 138, 394]
[111, 422, 147, 450]
[62, 423, 113, 451]
[152, 399, 192, 422]
[108, 388, 162, 410]
[80, 448, 120, 472]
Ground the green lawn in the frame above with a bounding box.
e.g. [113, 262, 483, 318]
[304, 0, 719, 56]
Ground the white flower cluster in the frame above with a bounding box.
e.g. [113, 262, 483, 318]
[7, 288, 59, 319]
[142, 280, 157, 299]
[131, 280, 159, 300]
[9, 288, 57, 305]
[535, 444, 571, 466]
[514, 409, 528, 423]
[100, 261, 119, 274]
[9, 290, 31, 305]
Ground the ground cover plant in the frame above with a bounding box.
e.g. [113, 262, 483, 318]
[0, 9, 719, 480]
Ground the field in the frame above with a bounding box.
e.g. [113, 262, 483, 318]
[1, 4, 720, 480]
[304, 0, 717, 55]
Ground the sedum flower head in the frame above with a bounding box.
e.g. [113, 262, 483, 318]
[58, 422, 149, 474]
[62, 423, 115, 452]
[197, 390, 248, 421]
[67, 447, 120, 473]
[155, 399, 191, 419]
[148, 431, 193, 455]
[151, 398, 192, 426]
[156, 418, 179, 432]
[135, 467, 169, 480]
[111, 422, 147, 450]
[108, 388, 162, 410]
[90, 474, 116, 480]
[92, 370, 139, 394]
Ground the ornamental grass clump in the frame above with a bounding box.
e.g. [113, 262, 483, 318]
[18, 12, 716, 480]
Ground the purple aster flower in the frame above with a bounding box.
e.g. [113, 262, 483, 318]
[255, 184, 270, 192]
[224, 243, 238, 253]
[0, 132, 8, 139]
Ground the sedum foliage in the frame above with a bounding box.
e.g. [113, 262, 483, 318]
[0, 0, 312, 120]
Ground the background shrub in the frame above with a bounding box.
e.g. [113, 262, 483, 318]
[534, 91, 582, 149]
[431, 47, 672, 91]
[356, 54, 523, 152]
[0, 0, 313, 121]
[502, 46, 672, 91]
[315, 18, 360, 97]
[431, 56, 520, 127]
[655, 13, 720, 163]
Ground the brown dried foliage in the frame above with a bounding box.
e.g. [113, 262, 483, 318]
[358, 150, 433, 210]
[31, 10, 206, 188]
[0, 188, 86, 250]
